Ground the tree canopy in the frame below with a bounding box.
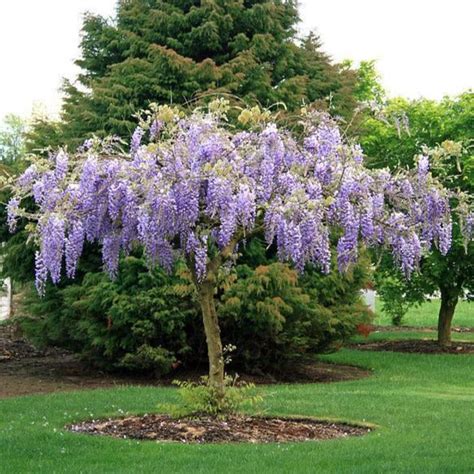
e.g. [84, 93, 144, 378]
[32, 0, 358, 149]
[0, 115, 27, 167]
[360, 93, 474, 343]
[9, 101, 461, 401]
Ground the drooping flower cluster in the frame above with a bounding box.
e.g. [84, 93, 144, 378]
[8, 105, 462, 294]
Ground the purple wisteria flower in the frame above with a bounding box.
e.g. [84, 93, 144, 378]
[7, 106, 463, 294]
[7, 197, 20, 232]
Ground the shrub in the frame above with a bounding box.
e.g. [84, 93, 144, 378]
[163, 375, 262, 418]
[298, 253, 374, 349]
[218, 260, 372, 373]
[18, 256, 372, 375]
[20, 256, 200, 376]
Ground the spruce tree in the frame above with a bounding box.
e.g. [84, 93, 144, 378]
[42, 0, 356, 148]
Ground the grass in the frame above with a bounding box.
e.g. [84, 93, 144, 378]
[1, 349, 473, 473]
[373, 298, 473, 328]
[1, 300, 472, 472]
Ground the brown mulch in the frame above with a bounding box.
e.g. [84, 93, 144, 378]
[162, 360, 371, 386]
[0, 323, 67, 360]
[69, 414, 370, 444]
[0, 323, 370, 399]
[372, 325, 474, 334]
[351, 339, 474, 354]
[0, 323, 143, 398]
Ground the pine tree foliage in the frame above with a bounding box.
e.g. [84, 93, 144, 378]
[42, 0, 356, 147]
[18, 257, 372, 374]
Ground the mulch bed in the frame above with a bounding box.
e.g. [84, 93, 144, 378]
[0, 323, 67, 361]
[69, 414, 370, 444]
[372, 325, 474, 333]
[0, 323, 370, 398]
[163, 360, 371, 386]
[352, 339, 474, 354]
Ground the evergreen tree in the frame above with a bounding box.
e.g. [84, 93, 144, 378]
[35, 0, 357, 148]
[12, 3, 368, 376]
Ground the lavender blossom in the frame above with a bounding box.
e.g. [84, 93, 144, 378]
[418, 155, 430, 182]
[6, 197, 20, 232]
[130, 127, 145, 155]
[9, 106, 458, 291]
[149, 120, 163, 140]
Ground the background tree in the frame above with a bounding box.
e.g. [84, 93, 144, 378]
[0, 114, 29, 249]
[8, 103, 456, 403]
[341, 59, 385, 103]
[0, 115, 27, 167]
[25, 117, 62, 156]
[29, 0, 358, 149]
[360, 93, 474, 344]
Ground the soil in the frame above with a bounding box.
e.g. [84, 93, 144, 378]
[162, 360, 372, 386]
[372, 325, 474, 334]
[0, 323, 370, 399]
[351, 339, 474, 354]
[69, 414, 370, 444]
[0, 323, 143, 398]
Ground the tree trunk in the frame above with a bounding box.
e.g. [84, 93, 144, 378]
[437, 288, 459, 347]
[198, 279, 225, 400]
[187, 238, 239, 403]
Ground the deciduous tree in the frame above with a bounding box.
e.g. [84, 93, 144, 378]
[8, 102, 461, 399]
[361, 93, 474, 344]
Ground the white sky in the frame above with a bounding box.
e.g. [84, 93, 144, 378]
[0, 0, 472, 120]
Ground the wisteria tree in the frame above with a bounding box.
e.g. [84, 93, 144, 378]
[7, 101, 465, 401]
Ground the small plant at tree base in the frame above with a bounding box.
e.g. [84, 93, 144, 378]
[7, 99, 469, 410]
[162, 375, 263, 419]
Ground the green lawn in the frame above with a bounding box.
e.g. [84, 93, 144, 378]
[374, 298, 473, 328]
[1, 349, 473, 473]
